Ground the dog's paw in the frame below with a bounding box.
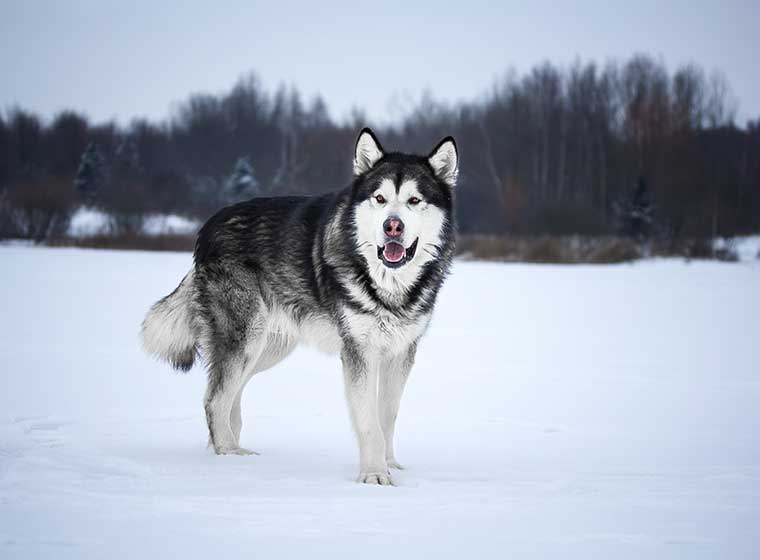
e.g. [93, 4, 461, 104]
[357, 472, 394, 486]
[386, 459, 404, 470]
[215, 446, 259, 456]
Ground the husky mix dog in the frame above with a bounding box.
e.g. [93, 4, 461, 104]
[141, 128, 458, 485]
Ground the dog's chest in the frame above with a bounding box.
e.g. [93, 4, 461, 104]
[343, 308, 430, 353]
[299, 316, 343, 354]
[265, 305, 429, 356]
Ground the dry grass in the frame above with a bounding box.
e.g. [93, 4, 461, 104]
[48, 233, 195, 252]
[456, 235, 642, 264]
[456, 234, 738, 264]
[37, 232, 740, 263]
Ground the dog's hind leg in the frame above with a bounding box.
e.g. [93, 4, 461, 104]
[197, 267, 270, 455]
[229, 334, 296, 448]
[379, 343, 416, 470]
[204, 351, 256, 455]
[229, 384, 248, 447]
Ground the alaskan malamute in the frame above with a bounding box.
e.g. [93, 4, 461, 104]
[141, 128, 458, 485]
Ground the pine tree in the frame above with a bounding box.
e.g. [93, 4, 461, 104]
[73, 142, 108, 205]
[224, 157, 259, 202]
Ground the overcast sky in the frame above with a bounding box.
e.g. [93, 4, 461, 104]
[1, 0, 758, 126]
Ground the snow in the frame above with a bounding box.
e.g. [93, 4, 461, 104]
[67, 207, 200, 237]
[140, 214, 200, 236]
[67, 207, 111, 236]
[714, 235, 760, 262]
[1, 246, 758, 559]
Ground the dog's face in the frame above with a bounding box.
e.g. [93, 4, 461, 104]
[351, 128, 458, 291]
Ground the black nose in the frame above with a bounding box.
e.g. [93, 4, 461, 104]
[383, 217, 404, 237]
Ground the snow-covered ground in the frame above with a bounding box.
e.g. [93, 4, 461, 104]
[68, 207, 199, 237]
[1, 246, 758, 559]
[715, 235, 760, 262]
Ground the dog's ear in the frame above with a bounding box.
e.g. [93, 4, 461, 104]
[353, 128, 385, 176]
[428, 136, 458, 187]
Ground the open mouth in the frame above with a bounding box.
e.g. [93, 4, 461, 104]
[377, 238, 419, 269]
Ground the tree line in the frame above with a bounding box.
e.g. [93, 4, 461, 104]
[1, 54, 759, 241]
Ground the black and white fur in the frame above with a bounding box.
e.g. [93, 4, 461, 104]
[141, 128, 458, 485]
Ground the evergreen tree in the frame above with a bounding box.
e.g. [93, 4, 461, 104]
[73, 142, 108, 205]
[224, 157, 259, 202]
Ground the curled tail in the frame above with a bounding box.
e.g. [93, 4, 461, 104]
[141, 270, 197, 371]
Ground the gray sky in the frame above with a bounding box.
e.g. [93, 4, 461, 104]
[1, 0, 759, 126]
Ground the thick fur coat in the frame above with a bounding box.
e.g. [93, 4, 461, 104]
[142, 128, 458, 485]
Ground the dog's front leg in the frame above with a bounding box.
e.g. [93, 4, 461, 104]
[379, 343, 416, 470]
[341, 341, 391, 485]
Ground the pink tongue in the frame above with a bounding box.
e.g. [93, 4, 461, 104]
[383, 242, 405, 263]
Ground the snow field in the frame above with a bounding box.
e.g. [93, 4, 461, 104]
[0, 246, 758, 559]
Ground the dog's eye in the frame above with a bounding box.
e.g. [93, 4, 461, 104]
[408, 197, 421, 205]
[374, 194, 386, 204]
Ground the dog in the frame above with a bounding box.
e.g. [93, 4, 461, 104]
[141, 128, 458, 485]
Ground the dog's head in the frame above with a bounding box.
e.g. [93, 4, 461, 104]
[350, 128, 458, 291]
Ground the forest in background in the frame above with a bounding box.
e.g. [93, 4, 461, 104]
[1, 54, 759, 251]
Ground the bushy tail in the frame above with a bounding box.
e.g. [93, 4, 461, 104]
[141, 270, 197, 371]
